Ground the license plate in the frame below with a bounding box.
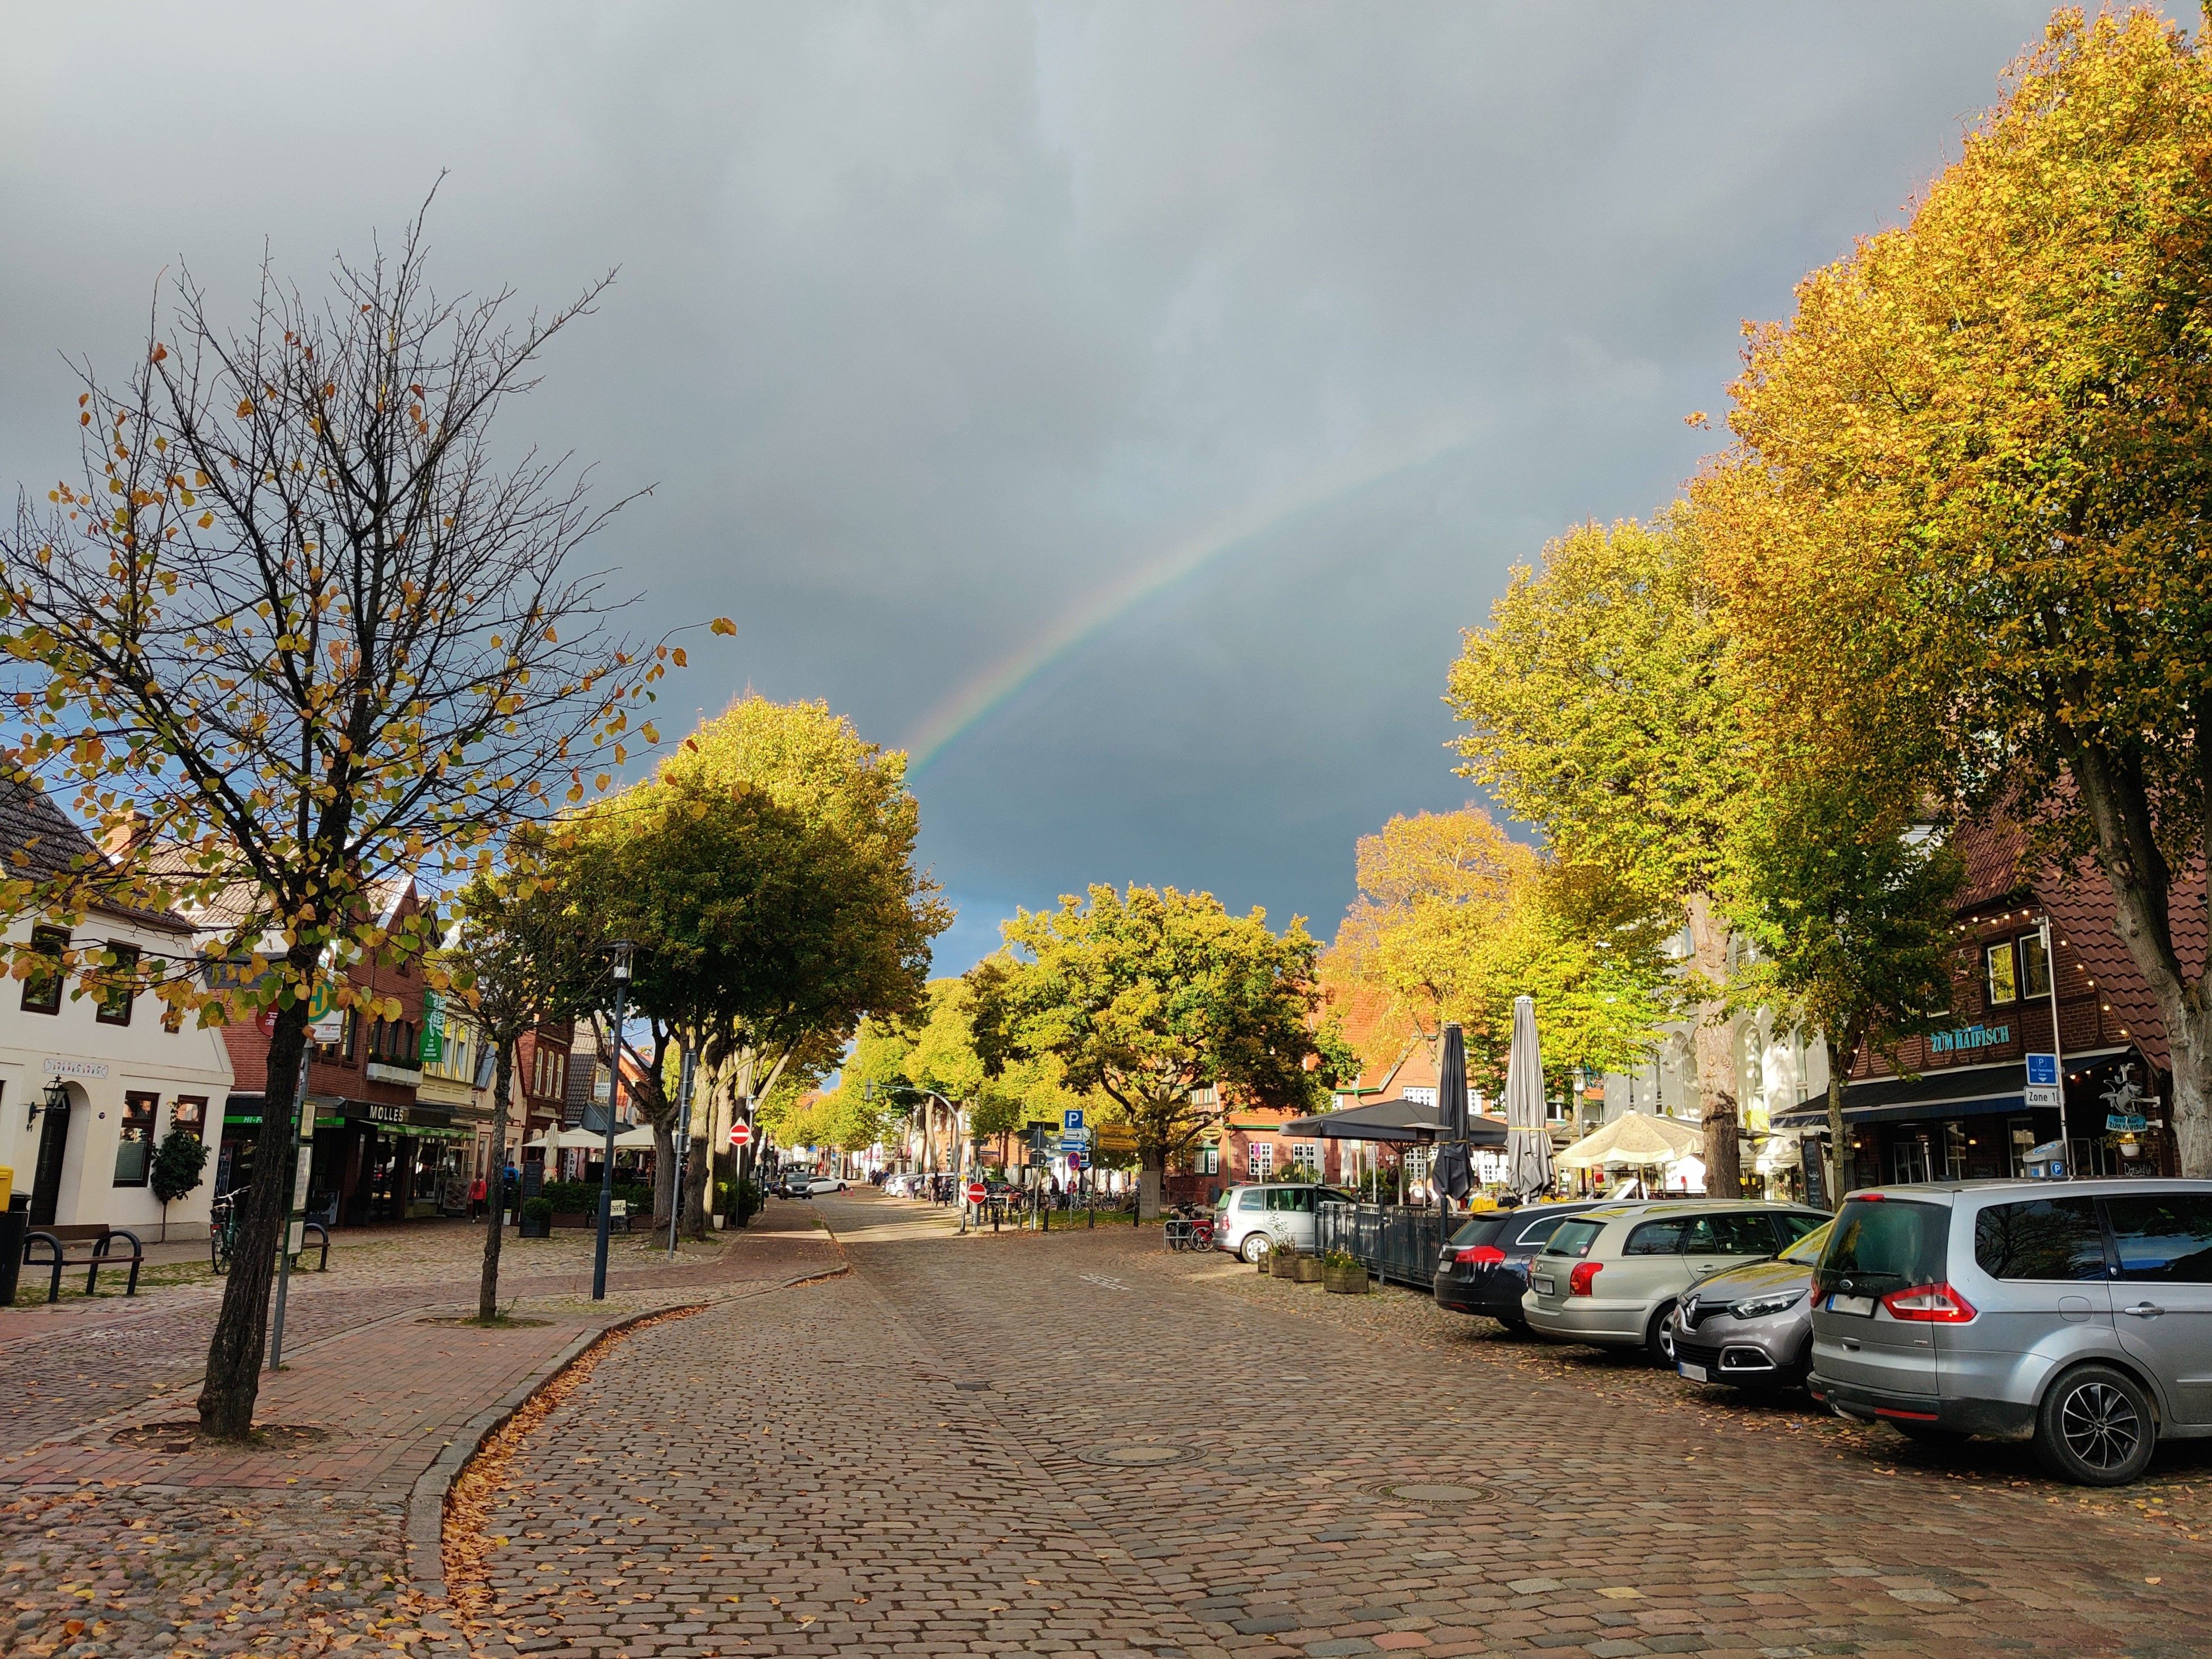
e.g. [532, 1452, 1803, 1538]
[1533, 1276, 1555, 1295]
[1828, 1294, 1876, 1317]
[1678, 1361, 1709, 1382]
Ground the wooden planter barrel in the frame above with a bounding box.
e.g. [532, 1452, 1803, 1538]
[1269, 1247, 1301, 1279]
[1290, 1254, 1325, 1284]
[1323, 1261, 1371, 1294]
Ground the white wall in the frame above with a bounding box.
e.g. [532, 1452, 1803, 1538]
[0, 915, 235, 1242]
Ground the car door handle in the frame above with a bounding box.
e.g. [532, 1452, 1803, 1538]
[2121, 1302, 2166, 1319]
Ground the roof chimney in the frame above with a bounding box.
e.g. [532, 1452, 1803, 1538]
[101, 809, 150, 861]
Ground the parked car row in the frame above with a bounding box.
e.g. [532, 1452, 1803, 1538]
[1423, 1177, 2212, 1488]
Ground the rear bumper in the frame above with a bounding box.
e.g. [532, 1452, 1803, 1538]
[1523, 1299, 1647, 1346]
[1807, 1373, 2035, 1440]
[1432, 1271, 1526, 1320]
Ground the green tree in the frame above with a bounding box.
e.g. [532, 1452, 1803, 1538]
[0, 216, 707, 1437]
[1447, 518, 1750, 1191]
[1723, 781, 1964, 1205]
[1699, 10, 2212, 1172]
[971, 884, 1346, 1218]
[446, 845, 598, 1318]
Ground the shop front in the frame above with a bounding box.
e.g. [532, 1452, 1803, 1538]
[303, 1099, 473, 1225]
[1772, 1045, 2172, 1192]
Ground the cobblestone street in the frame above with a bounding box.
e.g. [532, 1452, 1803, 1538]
[451, 1191, 2212, 1659]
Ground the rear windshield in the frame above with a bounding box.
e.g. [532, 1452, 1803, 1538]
[1512, 1213, 1577, 1250]
[1449, 1215, 1511, 1248]
[1544, 1218, 1606, 1259]
[1820, 1198, 1948, 1290]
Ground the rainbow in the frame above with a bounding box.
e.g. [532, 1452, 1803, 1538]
[905, 416, 1479, 769]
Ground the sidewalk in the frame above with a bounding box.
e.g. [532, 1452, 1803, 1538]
[0, 1206, 842, 1658]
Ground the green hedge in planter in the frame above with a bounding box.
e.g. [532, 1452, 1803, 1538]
[539, 1179, 652, 1215]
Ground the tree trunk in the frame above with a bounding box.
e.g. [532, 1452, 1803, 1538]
[681, 1137, 713, 1239]
[652, 1119, 677, 1222]
[479, 1037, 517, 1321]
[2068, 738, 2212, 1177]
[1684, 892, 1741, 1197]
[197, 956, 315, 1439]
[1823, 1037, 1854, 1210]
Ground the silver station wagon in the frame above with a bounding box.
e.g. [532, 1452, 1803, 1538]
[1523, 1200, 1830, 1363]
[1809, 1179, 2212, 1486]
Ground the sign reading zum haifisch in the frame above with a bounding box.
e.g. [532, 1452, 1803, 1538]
[1929, 1023, 2010, 1057]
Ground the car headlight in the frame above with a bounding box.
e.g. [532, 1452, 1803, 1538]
[1728, 1290, 1805, 1320]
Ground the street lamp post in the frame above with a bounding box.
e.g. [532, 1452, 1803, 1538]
[591, 940, 635, 1302]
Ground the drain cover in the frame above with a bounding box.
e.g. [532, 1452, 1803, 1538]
[1377, 1481, 1490, 1507]
[1077, 1443, 1196, 1468]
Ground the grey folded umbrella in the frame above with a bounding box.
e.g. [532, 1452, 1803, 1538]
[1503, 995, 1554, 1197]
[1432, 1021, 1474, 1202]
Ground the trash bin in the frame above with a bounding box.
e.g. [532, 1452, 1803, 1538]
[0, 1195, 29, 1307]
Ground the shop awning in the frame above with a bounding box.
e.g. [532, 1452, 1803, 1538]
[1278, 1099, 1508, 1146]
[1772, 1061, 2030, 1131]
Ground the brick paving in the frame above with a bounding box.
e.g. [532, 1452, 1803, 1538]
[451, 1189, 2212, 1659]
[0, 1208, 841, 1657]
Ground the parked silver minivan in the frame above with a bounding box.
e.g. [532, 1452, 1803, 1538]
[1809, 1179, 2212, 1486]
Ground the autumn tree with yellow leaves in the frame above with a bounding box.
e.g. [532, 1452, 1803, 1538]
[1699, 8, 2212, 1175]
[0, 212, 720, 1437]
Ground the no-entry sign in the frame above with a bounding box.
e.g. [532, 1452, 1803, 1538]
[729, 1122, 752, 1149]
[966, 1179, 987, 1205]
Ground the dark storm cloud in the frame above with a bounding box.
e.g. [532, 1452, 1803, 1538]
[0, 1, 2100, 967]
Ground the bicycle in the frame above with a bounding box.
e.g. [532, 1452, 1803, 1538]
[208, 1187, 247, 1276]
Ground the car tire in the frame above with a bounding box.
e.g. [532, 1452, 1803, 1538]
[2034, 1364, 2155, 1487]
[1644, 1306, 1677, 1367]
[1240, 1233, 1268, 1265]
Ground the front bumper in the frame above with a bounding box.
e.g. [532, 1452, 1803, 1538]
[1673, 1329, 1806, 1385]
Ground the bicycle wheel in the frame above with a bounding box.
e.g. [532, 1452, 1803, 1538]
[210, 1233, 232, 1276]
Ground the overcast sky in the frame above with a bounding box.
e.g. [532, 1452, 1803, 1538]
[0, 2, 2096, 971]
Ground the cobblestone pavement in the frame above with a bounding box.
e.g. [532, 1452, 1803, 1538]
[0, 1208, 840, 1658]
[453, 1190, 2211, 1659]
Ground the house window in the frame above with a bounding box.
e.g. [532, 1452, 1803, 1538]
[114, 1091, 158, 1186]
[1198, 1147, 1219, 1176]
[20, 925, 67, 1015]
[1248, 1143, 1274, 1180]
[1985, 942, 2019, 1007]
[171, 1096, 207, 1140]
[316, 1008, 356, 1062]
[1291, 1142, 1319, 1175]
[94, 943, 139, 1025]
[2019, 932, 2051, 999]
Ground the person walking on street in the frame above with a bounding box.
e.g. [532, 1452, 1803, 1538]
[468, 1175, 488, 1220]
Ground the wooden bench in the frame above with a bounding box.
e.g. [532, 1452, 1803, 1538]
[21, 1228, 144, 1304]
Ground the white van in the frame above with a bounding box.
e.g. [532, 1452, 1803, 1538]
[1213, 1182, 1353, 1262]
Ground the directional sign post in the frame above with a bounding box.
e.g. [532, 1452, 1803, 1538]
[2025, 1052, 2062, 1110]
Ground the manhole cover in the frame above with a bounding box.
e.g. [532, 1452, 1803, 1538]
[1077, 1443, 1196, 1468]
[1376, 1481, 1490, 1508]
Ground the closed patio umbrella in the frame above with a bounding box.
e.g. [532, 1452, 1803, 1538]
[1431, 1023, 1474, 1205]
[1503, 995, 1553, 1198]
[1555, 1109, 1701, 1170]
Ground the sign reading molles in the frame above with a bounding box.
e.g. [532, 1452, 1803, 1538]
[1929, 1023, 2010, 1057]
[368, 1102, 407, 1124]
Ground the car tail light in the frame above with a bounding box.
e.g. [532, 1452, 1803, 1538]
[1880, 1282, 1976, 1322]
[1455, 1244, 1507, 1266]
[1568, 1261, 1602, 1296]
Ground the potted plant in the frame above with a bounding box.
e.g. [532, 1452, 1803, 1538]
[1267, 1222, 1301, 1278]
[1322, 1248, 1371, 1294]
[1292, 1250, 1326, 1283]
[519, 1196, 554, 1239]
[150, 1127, 210, 1244]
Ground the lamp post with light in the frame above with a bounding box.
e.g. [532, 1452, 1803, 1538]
[591, 941, 635, 1301]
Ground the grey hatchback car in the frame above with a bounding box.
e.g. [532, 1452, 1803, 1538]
[1809, 1179, 2212, 1486]
[1669, 1220, 1832, 1390]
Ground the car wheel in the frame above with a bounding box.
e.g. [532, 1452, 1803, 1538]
[1240, 1233, 1268, 1264]
[2034, 1364, 2155, 1486]
[1644, 1306, 1676, 1367]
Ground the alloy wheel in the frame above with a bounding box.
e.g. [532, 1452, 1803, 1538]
[2059, 1380, 2142, 1472]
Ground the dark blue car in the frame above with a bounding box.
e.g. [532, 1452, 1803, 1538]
[1433, 1201, 1610, 1329]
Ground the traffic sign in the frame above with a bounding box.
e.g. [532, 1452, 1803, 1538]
[966, 1179, 987, 1205]
[1066, 1149, 1086, 1169]
[308, 980, 345, 1044]
[2025, 1052, 2061, 1108]
[1059, 1135, 1087, 1154]
[729, 1121, 752, 1149]
[1062, 1108, 1085, 1131]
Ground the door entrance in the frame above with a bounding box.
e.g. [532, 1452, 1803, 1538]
[28, 1096, 72, 1226]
